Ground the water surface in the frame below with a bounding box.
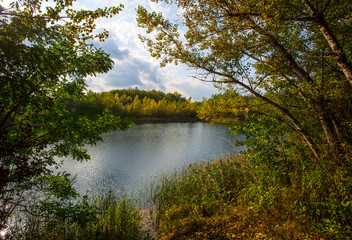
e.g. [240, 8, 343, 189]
[58, 122, 245, 194]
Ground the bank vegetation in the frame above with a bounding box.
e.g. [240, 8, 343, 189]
[2, 0, 352, 239]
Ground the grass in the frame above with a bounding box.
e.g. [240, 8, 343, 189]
[5, 191, 150, 240]
[4, 152, 352, 239]
[144, 153, 351, 239]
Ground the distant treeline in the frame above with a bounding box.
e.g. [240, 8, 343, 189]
[67, 88, 200, 122]
[198, 90, 247, 123]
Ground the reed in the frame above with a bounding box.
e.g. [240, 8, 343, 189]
[146, 154, 256, 238]
[6, 191, 149, 240]
[144, 152, 349, 239]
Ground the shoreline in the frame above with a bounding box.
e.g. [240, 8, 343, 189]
[132, 116, 203, 124]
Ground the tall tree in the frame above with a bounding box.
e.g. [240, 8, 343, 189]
[0, 0, 130, 227]
[137, 0, 352, 163]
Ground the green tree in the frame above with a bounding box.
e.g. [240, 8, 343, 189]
[198, 90, 249, 123]
[131, 95, 143, 116]
[137, 0, 352, 164]
[0, 0, 131, 228]
[98, 92, 115, 110]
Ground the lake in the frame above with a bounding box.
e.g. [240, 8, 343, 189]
[57, 122, 245, 195]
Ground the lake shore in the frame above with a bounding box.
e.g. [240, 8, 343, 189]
[132, 116, 202, 124]
[131, 116, 245, 124]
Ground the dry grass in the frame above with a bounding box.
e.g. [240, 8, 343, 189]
[146, 154, 334, 240]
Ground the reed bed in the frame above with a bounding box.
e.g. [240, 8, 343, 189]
[5, 191, 149, 240]
[144, 153, 339, 240]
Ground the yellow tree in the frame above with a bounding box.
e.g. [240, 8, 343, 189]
[131, 95, 143, 116]
[137, 0, 352, 163]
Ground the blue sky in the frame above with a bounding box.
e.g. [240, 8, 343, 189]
[1, 0, 220, 100]
[74, 0, 220, 100]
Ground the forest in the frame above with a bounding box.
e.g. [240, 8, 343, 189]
[1, 0, 352, 239]
[68, 88, 199, 122]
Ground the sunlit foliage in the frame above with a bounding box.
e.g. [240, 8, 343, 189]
[137, 0, 352, 162]
[71, 88, 199, 121]
[0, 0, 131, 229]
[137, 0, 352, 238]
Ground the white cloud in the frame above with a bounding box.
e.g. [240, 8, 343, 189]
[165, 78, 219, 101]
[3, 0, 219, 100]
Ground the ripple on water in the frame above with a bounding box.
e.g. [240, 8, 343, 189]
[57, 122, 245, 195]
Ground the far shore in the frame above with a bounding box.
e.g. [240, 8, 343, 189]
[129, 116, 244, 124]
[132, 116, 202, 124]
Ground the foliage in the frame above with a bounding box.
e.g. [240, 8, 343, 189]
[110, 88, 187, 103]
[197, 89, 249, 123]
[147, 155, 308, 239]
[146, 152, 352, 239]
[6, 188, 148, 240]
[2, 0, 352, 238]
[73, 88, 199, 120]
[145, 154, 253, 239]
[0, 0, 132, 229]
[137, 0, 352, 238]
[85, 195, 143, 240]
[137, 0, 352, 163]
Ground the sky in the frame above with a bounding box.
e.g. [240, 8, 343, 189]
[0, 0, 221, 100]
[73, 0, 220, 101]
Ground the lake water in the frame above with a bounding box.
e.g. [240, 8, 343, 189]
[58, 122, 245, 195]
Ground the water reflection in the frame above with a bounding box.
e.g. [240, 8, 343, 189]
[58, 122, 245, 194]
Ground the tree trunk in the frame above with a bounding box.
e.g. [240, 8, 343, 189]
[302, 0, 352, 86]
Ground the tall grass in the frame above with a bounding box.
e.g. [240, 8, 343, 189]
[146, 153, 352, 239]
[146, 154, 258, 239]
[5, 153, 351, 239]
[5, 191, 149, 240]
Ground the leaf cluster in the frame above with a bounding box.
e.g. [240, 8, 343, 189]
[137, 0, 352, 165]
[0, 0, 130, 230]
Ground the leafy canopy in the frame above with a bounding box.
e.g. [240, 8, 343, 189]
[0, 0, 131, 228]
[137, 0, 352, 163]
[137, 2, 352, 237]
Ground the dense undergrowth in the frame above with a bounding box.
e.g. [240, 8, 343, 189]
[147, 153, 352, 240]
[7, 148, 351, 240]
[139, 113, 352, 239]
[5, 191, 148, 240]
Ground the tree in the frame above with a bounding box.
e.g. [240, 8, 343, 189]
[131, 95, 142, 116]
[0, 0, 131, 228]
[198, 90, 248, 123]
[137, 0, 352, 164]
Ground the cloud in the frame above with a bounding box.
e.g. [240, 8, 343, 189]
[87, 44, 166, 92]
[165, 78, 219, 101]
[104, 57, 162, 87]
[81, 0, 219, 100]
[2, 0, 220, 99]
[88, 38, 218, 100]
[94, 39, 129, 60]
